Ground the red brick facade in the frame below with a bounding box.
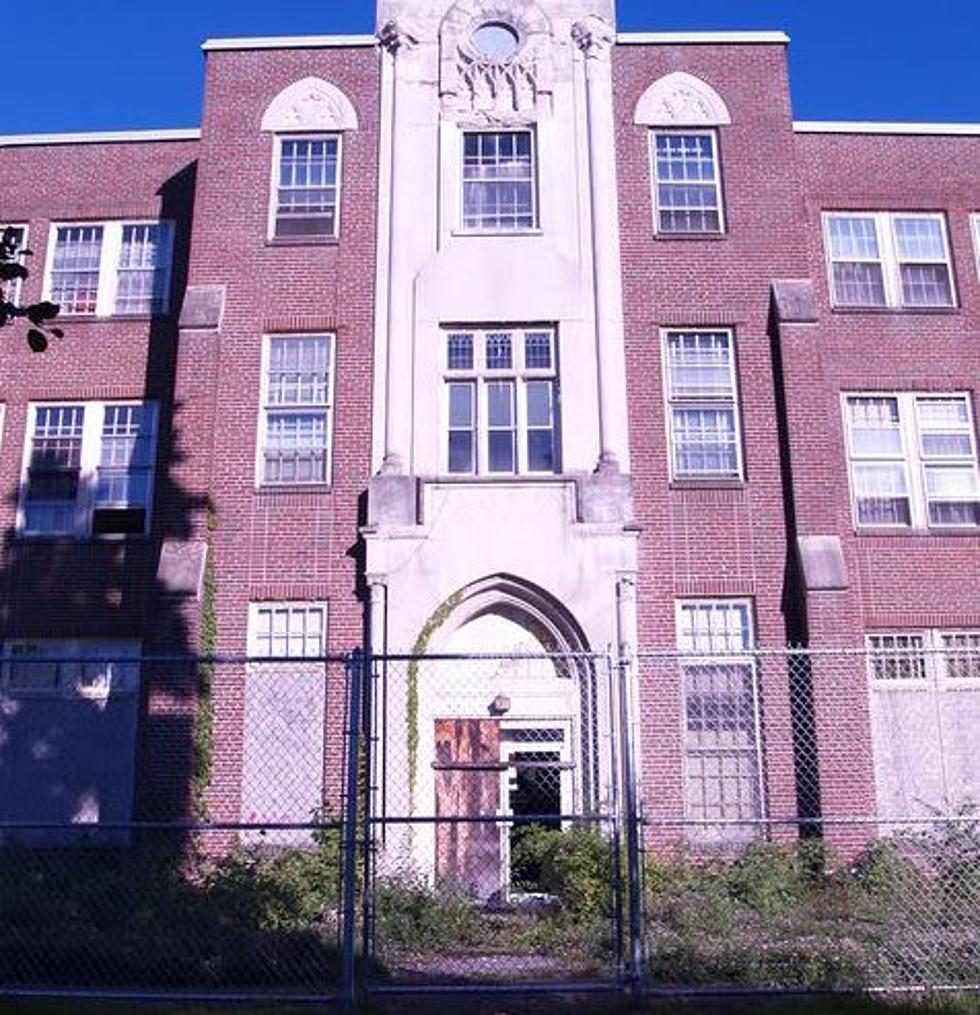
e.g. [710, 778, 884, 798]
[1, 31, 976, 829]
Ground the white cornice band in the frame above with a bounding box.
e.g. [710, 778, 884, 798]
[0, 128, 201, 147]
[794, 120, 980, 136]
[202, 34, 378, 52]
[617, 31, 790, 45]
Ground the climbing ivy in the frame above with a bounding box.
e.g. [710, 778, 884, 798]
[192, 508, 218, 821]
[406, 589, 463, 811]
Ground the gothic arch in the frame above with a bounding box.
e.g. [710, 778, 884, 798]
[260, 76, 359, 133]
[634, 70, 732, 127]
[425, 573, 591, 656]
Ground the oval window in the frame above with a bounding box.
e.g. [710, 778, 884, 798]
[471, 21, 520, 61]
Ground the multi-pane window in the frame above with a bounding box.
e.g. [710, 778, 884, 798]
[272, 137, 341, 239]
[1, 225, 27, 307]
[444, 327, 558, 475]
[868, 630, 980, 685]
[462, 131, 536, 231]
[260, 335, 334, 485]
[972, 214, 980, 280]
[663, 330, 742, 479]
[651, 131, 724, 235]
[249, 603, 327, 659]
[677, 600, 763, 841]
[2, 639, 140, 698]
[46, 221, 174, 316]
[844, 393, 980, 529]
[21, 401, 158, 537]
[824, 213, 955, 309]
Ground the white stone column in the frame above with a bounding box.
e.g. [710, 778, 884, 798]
[573, 16, 630, 473]
[378, 20, 420, 475]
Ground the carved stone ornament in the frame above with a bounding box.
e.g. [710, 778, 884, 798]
[634, 70, 732, 127]
[571, 15, 615, 60]
[440, 0, 555, 120]
[378, 18, 421, 56]
[260, 77, 359, 133]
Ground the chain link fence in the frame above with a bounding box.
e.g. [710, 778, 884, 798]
[0, 645, 977, 1001]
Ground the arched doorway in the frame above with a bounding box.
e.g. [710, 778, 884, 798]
[409, 575, 602, 900]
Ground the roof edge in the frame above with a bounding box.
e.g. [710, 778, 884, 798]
[202, 34, 377, 52]
[794, 120, 980, 136]
[0, 128, 201, 148]
[617, 31, 789, 45]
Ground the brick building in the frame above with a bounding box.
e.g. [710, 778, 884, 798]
[1, 0, 978, 869]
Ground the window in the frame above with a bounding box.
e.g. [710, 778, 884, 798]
[972, 214, 980, 280]
[651, 131, 724, 235]
[868, 630, 980, 686]
[248, 603, 327, 659]
[462, 130, 537, 231]
[2, 639, 140, 698]
[677, 600, 763, 841]
[844, 393, 980, 529]
[271, 137, 341, 240]
[444, 327, 558, 475]
[663, 330, 742, 479]
[1, 225, 27, 307]
[259, 335, 334, 486]
[824, 212, 955, 309]
[45, 220, 174, 316]
[20, 401, 158, 537]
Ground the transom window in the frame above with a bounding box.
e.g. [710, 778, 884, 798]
[676, 600, 763, 842]
[844, 393, 980, 529]
[1, 225, 27, 307]
[20, 401, 158, 537]
[824, 212, 955, 309]
[868, 630, 980, 686]
[45, 220, 174, 317]
[272, 137, 341, 240]
[259, 334, 335, 486]
[444, 327, 558, 476]
[462, 130, 537, 231]
[249, 602, 328, 659]
[2, 639, 140, 698]
[663, 330, 742, 480]
[651, 131, 724, 235]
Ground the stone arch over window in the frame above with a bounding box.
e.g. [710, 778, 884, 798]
[439, 0, 556, 119]
[634, 70, 731, 127]
[260, 76, 359, 133]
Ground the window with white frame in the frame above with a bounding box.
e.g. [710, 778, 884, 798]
[444, 327, 558, 475]
[248, 602, 327, 659]
[663, 330, 742, 479]
[844, 393, 980, 529]
[868, 630, 980, 685]
[20, 401, 158, 537]
[651, 131, 724, 235]
[2, 639, 140, 697]
[271, 136, 341, 240]
[1, 225, 28, 307]
[824, 212, 955, 309]
[676, 600, 763, 840]
[46, 220, 174, 316]
[462, 130, 537, 231]
[259, 334, 334, 486]
[972, 214, 980, 280]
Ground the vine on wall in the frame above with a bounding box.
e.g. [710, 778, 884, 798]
[192, 508, 218, 821]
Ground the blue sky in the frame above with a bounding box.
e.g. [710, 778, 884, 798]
[4, 0, 978, 134]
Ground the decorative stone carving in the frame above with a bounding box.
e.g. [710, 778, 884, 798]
[378, 18, 421, 56]
[571, 15, 615, 61]
[260, 77, 359, 133]
[178, 285, 225, 331]
[439, 0, 555, 121]
[771, 279, 820, 324]
[634, 70, 732, 127]
[157, 540, 208, 599]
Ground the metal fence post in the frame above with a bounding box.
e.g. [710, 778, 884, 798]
[340, 648, 364, 1009]
[618, 647, 644, 989]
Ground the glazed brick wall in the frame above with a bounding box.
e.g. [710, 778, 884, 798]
[178, 46, 380, 821]
[0, 138, 202, 819]
[612, 42, 873, 830]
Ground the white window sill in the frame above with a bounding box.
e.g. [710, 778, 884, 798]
[451, 228, 544, 238]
